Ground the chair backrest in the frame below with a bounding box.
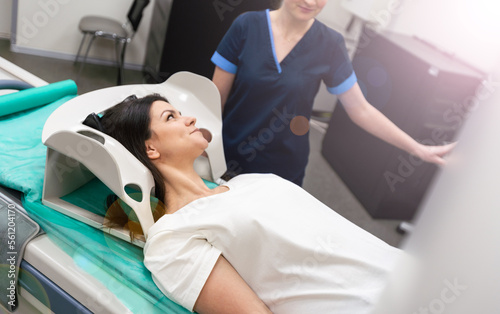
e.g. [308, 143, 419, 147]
[127, 0, 151, 32]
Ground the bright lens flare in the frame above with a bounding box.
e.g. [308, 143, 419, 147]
[462, 0, 500, 36]
[441, 0, 500, 71]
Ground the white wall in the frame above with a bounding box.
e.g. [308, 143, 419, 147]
[317, 0, 352, 31]
[387, 0, 500, 73]
[13, 0, 155, 68]
[0, 0, 13, 38]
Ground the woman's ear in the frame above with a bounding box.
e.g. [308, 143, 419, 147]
[145, 141, 160, 160]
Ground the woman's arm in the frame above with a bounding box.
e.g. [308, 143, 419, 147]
[194, 255, 272, 314]
[212, 66, 236, 112]
[338, 83, 455, 165]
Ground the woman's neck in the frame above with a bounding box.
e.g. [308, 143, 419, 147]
[155, 162, 225, 214]
[271, 7, 315, 41]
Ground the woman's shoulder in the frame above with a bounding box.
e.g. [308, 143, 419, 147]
[312, 19, 346, 44]
[232, 10, 267, 26]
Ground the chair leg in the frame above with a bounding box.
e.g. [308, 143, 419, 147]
[74, 33, 88, 65]
[77, 35, 96, 81]
[116, 40, 128, 85]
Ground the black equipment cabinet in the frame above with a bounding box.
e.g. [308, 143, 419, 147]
[321, 31, 484, 220]
[144, 0, 173, 82]
[154, 0, 273, 80]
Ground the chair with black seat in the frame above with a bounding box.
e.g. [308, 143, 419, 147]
[74, 0, 150, 85]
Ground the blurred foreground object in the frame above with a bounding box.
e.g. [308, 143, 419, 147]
[372, 65, 500, 314]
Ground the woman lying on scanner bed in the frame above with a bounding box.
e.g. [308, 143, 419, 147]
[85, 94, 402, 314]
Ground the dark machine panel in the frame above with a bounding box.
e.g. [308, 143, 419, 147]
[322, 31, 483, 220]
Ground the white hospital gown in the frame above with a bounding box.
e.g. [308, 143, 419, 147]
[143, 173, 401, 313]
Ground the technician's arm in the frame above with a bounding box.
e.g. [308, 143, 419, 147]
[338, 82, 455, 165]
[212, 66, 235, 112]
[194, 255, 272, 314]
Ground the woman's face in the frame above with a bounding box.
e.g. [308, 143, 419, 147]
[282, 0, 328, 21]
[146, 100, 208, 161]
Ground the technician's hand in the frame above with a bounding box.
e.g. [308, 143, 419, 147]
[414, 142, 457, 166]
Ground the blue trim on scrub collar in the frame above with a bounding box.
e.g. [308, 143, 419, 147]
[211, 51, 238, 74]
[266, 9, 282, 74]
[327, 71, 357, 95]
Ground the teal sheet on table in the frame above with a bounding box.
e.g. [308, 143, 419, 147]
[0, 81, 190, 313]
[61, 176, 218, 218]
[0, 80, 77, 202]
[62, 177, 112, 217]
[22, 199, 188, 313]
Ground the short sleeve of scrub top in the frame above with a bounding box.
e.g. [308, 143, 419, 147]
[210, 14, 247, 75]
[323, 35, 358, 94]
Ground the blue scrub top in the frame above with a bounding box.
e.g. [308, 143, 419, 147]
[212, 9, 357, 185]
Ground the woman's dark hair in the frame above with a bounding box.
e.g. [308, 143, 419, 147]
[84, 93, 168, 239]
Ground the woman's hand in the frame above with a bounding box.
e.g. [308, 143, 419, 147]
[339, 84, 457, 166]
[413, 142, 457, 166]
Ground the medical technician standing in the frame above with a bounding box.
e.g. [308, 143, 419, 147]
[211, 0, 454, 185]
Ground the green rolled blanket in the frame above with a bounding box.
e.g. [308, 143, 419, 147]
[0, 79, 77, 117]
